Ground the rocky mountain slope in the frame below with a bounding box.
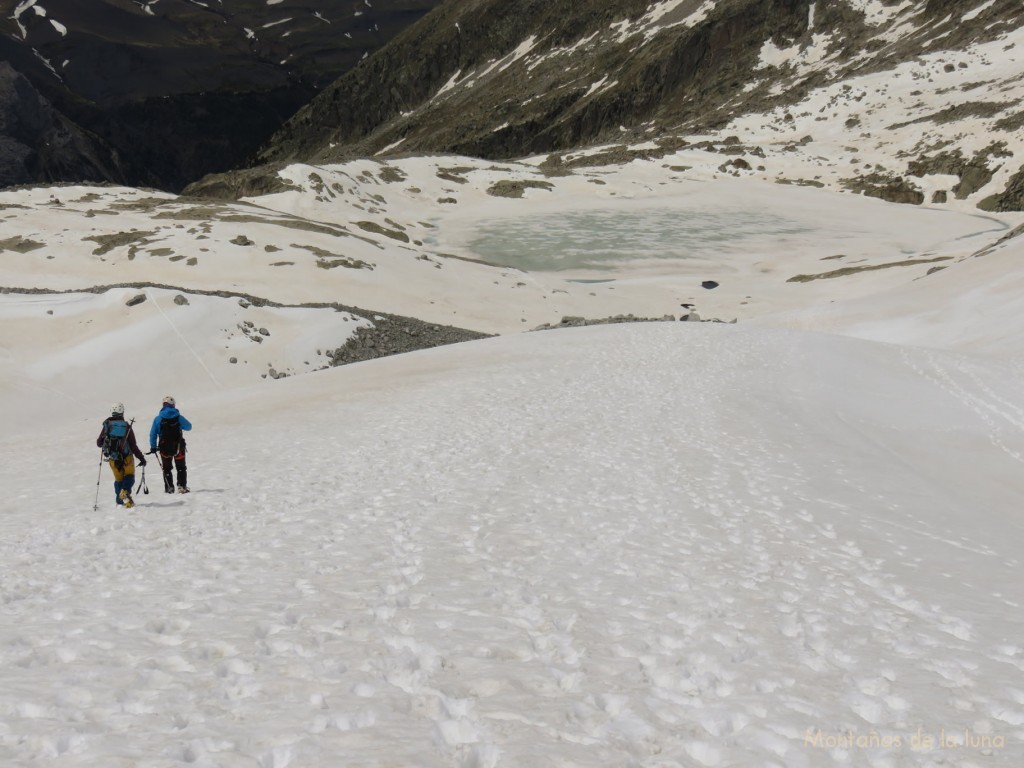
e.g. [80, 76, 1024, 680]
[256, 0, 1024, 210]
[0, 0, 439, 190]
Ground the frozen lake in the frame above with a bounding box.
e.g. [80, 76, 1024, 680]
[439, 188, 1011, 276]
[463, 207, 816, 271]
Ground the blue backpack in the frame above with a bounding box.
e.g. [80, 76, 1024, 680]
[102, 419, 131, 462]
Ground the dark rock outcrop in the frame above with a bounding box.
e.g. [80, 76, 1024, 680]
[843, 173, 925, 205]
[530, 313, 736, 331]
[979, 164, 1024, 212]
[328, 317, 491, 365]
[907, 143, 1010, 200]
[181, 164, 299, 200]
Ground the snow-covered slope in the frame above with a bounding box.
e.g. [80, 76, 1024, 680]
[3, 2, 1024, 760]
[1, 323, 1022, 767]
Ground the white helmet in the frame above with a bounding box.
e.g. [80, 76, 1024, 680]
[163, 395, 175, 406]
[111, 402, 124, 415]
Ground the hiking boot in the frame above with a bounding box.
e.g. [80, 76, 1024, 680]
[177, 486, 190, 494]
[119, 489, 134, 508]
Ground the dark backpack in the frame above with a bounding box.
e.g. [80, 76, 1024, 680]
[158, 414, 183, 456]
[102, 419, 130, 462]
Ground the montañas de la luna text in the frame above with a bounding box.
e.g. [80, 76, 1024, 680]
[804, 728, 1005, 752]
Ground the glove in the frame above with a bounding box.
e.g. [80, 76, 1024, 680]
[138, 457, 147, 467]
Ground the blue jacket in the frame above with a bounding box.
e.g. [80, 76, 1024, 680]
[150, 405, 192, 452]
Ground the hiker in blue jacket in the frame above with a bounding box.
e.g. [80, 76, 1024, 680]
[150, 396, 192, 494]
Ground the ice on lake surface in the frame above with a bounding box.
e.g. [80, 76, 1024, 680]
[464, 207, 816, 271]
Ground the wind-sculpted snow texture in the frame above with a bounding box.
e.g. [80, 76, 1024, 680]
[0, 325, 1022, 766]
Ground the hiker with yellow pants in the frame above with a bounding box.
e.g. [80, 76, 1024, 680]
[96, 402, 147, 508]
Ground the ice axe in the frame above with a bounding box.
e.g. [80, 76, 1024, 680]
[136, 463, 149, 495]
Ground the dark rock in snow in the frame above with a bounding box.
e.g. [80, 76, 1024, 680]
[843, 173, 925, 205]
[979, 164, 1024, 212]
[328, 316, 490, 366]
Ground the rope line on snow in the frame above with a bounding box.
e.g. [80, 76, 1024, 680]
[146, 288, 223, 389]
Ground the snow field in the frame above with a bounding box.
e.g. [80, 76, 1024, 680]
[1, 324, 1022, 766]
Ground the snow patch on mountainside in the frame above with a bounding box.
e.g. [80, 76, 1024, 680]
[964, 0, 998, 22]
[846, 0, 915, 26]
[634, 0, 717, 41]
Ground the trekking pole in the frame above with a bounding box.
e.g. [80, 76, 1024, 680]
[93, 452, 105, 511]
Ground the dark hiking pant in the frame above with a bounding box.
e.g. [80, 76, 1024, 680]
[160, 449, 187, 491]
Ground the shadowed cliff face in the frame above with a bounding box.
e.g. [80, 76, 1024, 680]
[0, 62, 123, 187]
[0, 0, 439, 190]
